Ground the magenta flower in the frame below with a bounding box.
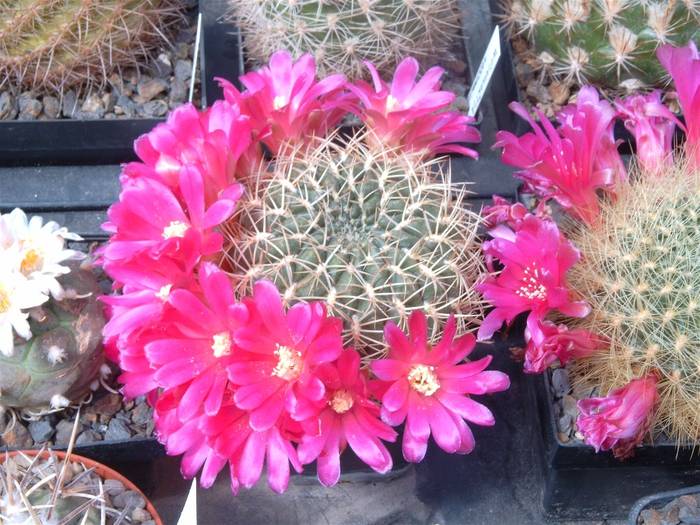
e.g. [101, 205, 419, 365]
[218, 51, 350, 155]
[371, 311, 509, 462]
[495, 88, 625, 223]
[144, 263, 249, 420]
[298, 348, 397, 486]
[616, 91, 681, 172]
[577, 375, 658, 459]
[126, 101, 256, 203]
[657, 42, 700, 167]
[477, 215, 589, 342]
[348, 57, 480, 158]
[523, 320, 603, 374]
[227, 280, 343, 431]
[103, 166, 242, 265]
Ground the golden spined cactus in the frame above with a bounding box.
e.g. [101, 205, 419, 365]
[568, 160, 700, 445]
[504, 0, 700, 89]
[223, 134, 486, 363]
[0, 0, 184, 93]
[229, 0, 460, 79]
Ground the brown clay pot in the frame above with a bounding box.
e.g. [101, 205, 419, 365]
[1, 450, 163, 525]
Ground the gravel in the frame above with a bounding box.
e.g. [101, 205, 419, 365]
[639, 493, 700, 524]
[0, 12, 200, 122]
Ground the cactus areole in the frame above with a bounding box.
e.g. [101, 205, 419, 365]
[0, 264, 105, 410]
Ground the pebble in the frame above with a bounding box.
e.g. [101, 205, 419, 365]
[551, 368, 571, 397]
[174, 59, 193, 82]
[132, 507, 152, 522]
[42, 95, 60, 119]
[445, 58, 467, 74]
[76, 429, 102, 445]
[549, 81, 570, 106]
[0, 91, 18, 119]
[562, 395, 578, 419]
[113, 490, 146, 510]
[54, 419, 76, 446]
[557, 414, 573, 434]
[175, 42, 190, 59]
[169, 78, 188, 107]
[131, 400, 153, 426]
[151, 53, 173, 78]
[2, 423, 33, 448]
[137, 77, 169, 103]
[557, 431, 570, 443]
[526, 82, 551, 104]
[18, 93, 42, 120]
[139, 99, 169, 117]
[104, 478, 125, 497]
[105, 417, 132, 441]
[28, 419, 55, 442]
[61, 90, 79, 118]
[115, 95, 136, 118]
[452, 96, 468, 113]
[515, 62, 535, 84]
[92, 393, 124, 420]
[79, 93, 105, 119]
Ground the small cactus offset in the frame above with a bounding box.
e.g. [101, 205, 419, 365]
[567, 161, 700, 444]
[504, 0, 700, 89]
[0, 262, 106, 410]
[223, 134, 486, 362]
[230, 0, 460, 79]
[0, 0, 184, 92]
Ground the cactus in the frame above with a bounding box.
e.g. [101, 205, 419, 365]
[0, 262, 105, 410]
[0, 0, 184, 93]
[567, 160, 700, 445]
[504, 0, 700, 89]
[223, 134, 486, 362]
[230, 0, 459, 79]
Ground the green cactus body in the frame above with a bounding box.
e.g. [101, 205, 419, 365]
[231, 0, 459, 78]
[568, 163, 700, 444]
[0, 0, 183, 92]
[507, 0, 700, 88]
[225, 136, 485, 362]
[0, 264, 105, 410]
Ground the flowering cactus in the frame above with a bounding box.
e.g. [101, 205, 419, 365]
[101, 50, 502, 494]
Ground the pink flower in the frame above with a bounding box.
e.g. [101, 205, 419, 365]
[349, 57, 480, 158]
[616, 91, 681, 172]
[125, 101, 257, 204]
[218, 51, 350, 155]
[298, 348, 397, 486]
[371, 311, 509, 462]
[477, 215, 589, 342]
[523, 320, 603, 374]
[144, 263, 249, 420]
[103, 166, 242, 265]
[657, 42, 700, 167]
[482, 195, 551, 231]
[227, 280, 343, 431]
[495, 88, 624, 223]
[577, 375, 658, 459]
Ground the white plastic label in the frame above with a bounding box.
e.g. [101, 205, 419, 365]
[467, 26, 502, 117]
[177, 479, 198, 525]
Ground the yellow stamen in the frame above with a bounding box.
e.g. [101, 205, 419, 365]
[329, 389, 354, 414]
[408, 364, 440, 396]
[156, 284, 172, 301]
[162, 221, 188, 239]
[273, 95, 287, 111]
[20, 248, 43, 275]
[0, 285, 10, 314]
[212, 332, 232, 358]
[272, 344, 303, 381]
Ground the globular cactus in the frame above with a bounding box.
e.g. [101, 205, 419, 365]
[0, 263, 105, 410]
[0, 0, 184, 92]
[567, 161, 700, 445]
[230, 0, 459, 79]
[223, 135, 486, 362]
[504, 0, 700, 89]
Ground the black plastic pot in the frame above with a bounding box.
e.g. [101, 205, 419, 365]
[628, 484, 700, 525]
[537, 372, 700, 521]
[0, 1, 243, 167]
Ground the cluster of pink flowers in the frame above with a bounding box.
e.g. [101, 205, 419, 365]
[101, 51, 502, 493]
[484, 42, 700, 457]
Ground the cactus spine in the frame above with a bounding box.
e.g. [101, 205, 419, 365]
[505, 0, 700, 88]
[223, 135, 486, 363]
[0, 263, 106, 410]
[567, 160, 700, 445]
[0, 0, 184, 92]
[230, 0, 460, 79]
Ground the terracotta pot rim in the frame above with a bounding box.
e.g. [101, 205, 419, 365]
[1, 449, 163, 525]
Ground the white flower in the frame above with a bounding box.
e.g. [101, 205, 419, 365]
[0, 208, 84, 299]
[0, 253, 49, 357]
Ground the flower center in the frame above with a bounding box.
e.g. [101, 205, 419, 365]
[211, 332, 231, 358]
[20, 248, 43, 275]
[156, 284, 172, 301]
[273, 95, 287, 111]
[407, 364, 440, 396]
[516, 264, 548, 301]
[385, 94, 398, 112]
[329, 389, 354, 414]
[162, 221, 188, 239]
[271, 344, 303, 381]
[0, 285, 10, 314]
